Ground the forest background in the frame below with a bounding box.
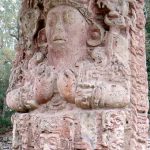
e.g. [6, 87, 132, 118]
[0, 0, 150, 133]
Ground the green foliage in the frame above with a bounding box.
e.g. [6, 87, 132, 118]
[0, 57, 14, 133]
[0, 109, 14, 134]
[0, 0, 20, 132]
[0, 0, 20, 49]
[0, 117, 11, 128]
[0, 104, 14, 134]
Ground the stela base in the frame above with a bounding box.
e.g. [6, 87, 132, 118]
[12, 108, 129, 150]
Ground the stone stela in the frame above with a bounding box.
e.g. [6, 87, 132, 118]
[6, 0, 149, 149]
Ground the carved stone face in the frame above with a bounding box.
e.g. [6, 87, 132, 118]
[46, 5, 88, 59]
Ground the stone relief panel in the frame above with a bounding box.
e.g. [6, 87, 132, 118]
[12, 110, 126, 150]
[6, 0, 148, 149]
[7, 0, 131, 112]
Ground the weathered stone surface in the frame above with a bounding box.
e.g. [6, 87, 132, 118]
[6, 0, 149, 149]
[12, 110, 127, 150]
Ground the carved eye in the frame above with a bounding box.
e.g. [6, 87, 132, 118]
[47, 13, 57, 27]
[48, 19, 56, 27]
[48, 19, 54, 26]
[63, 10, 74, 24]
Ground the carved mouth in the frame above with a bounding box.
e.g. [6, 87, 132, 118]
[53, 38, 66, 44]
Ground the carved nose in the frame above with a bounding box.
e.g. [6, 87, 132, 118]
[53, 19, 66, 42]
[55, 19, 65, 32]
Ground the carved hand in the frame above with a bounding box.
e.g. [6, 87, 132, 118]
[75, 81, 96, 109]
[75, 62, 98, 109]
[33, 64, 56, 104]
[75, 81, 129, 109]
[57, 69, 76, 104]
[96, 82, 130, 108]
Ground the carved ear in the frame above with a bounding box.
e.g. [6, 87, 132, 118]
[87, 23, 105, 47]
[37, 28, 47, 47]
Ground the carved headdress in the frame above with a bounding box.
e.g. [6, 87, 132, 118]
[44, 0, 92, 23]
